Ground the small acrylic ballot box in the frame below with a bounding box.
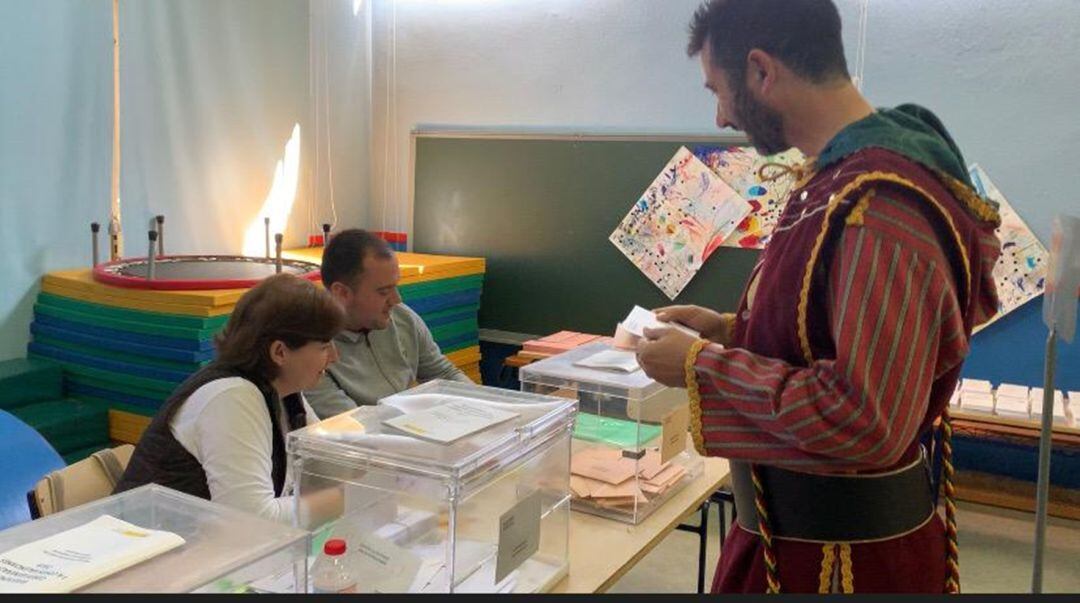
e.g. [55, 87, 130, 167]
[288, 380, 576, 593]
[519, 341, 703, 524]
[0, 484, 310, 593]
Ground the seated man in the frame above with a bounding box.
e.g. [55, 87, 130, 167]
[305, 228, 473, 418]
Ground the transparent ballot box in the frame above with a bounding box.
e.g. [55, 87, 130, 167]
[0, 484, 309, 593]
[288, 379, 577, 593]
[519, 341, 703, 524]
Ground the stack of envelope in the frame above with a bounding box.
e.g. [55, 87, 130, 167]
[569, 448, 686, 510]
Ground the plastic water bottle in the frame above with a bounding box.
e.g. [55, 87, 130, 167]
[311, 539, 357, 593]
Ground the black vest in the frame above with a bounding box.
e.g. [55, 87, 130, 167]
[113, 363, 308, 499]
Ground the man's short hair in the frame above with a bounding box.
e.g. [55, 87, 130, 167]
[687, 0, 850, 84]
[320, 228, 394, 288]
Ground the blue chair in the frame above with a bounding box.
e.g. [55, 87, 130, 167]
[0, 410, 65, 530]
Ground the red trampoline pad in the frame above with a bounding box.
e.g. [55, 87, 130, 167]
[93, 255, 322, 290]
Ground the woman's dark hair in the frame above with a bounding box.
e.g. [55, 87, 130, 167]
[215, 274, 345, 380]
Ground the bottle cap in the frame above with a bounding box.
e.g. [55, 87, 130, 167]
[323, 538, 347, 556]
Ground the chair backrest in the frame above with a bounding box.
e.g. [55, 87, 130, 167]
[27, 445, 135, 518]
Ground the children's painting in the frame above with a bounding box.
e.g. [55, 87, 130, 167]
[969, 163, 1049, 329]
[693, 145, 806, 249]
[610, 147, 751, 299]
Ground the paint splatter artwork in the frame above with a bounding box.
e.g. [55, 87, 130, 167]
[610, 147, 751, 299]
[693, 145, 806, 249]
[969, 163, 1048, 329]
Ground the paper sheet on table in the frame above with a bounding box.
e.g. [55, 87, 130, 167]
[0, 515, 185, 593]
[383, 400, 518, 444]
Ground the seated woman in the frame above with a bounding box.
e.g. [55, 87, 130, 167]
[114, 274, 345, 524]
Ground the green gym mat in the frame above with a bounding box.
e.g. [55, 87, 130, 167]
[10, 398, 111, 455]
[573, 412, 663, 449]
[399, 274, 483, 299]
[0, 358, 63, 410]
[415, 303, 480, 322]
[37, 292, 230, 330]
[430, 319, 479, 342]
[33, 302, 220, 341]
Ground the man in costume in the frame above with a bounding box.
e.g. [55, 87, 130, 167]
[636, 0, 1001, 593]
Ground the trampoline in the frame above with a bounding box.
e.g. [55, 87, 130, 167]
[93, 255, 321, 290]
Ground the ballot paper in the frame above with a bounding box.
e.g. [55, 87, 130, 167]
[961, 379, 993, 394]
[959, 379, 995, 414]
[383, 400, 519, 444]
[613, 306, 701, 350]
[960, 391, 994, 414]
[572, 349, 641, 373]
[0, 515, 185, 593]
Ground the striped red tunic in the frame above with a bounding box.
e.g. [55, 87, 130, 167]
[692, 146, 1001, 593]
[693, 194, 972, 471]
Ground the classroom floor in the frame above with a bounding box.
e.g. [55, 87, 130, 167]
[608, 501, 1080, 593]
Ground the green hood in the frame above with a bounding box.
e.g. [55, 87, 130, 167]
[816, 104, 974, 188]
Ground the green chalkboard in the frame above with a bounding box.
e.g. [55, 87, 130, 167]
[411, 132, 760, 337]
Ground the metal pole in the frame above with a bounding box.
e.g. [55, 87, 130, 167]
[90, 223, 100, 267]
[1032, 327, 1058, 593]
[147, 230, 158, 280]
[155, 215, 164, 256]
[275, 233, 283, 274]
[264, 217, 271, 259]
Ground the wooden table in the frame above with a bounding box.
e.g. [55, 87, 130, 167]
[551, 457, 729, 593]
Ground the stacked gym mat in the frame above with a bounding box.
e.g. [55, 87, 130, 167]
[27, 269, 238, 447]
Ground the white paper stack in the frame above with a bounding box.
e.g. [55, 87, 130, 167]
[994, 383, 1031, 419]
[1030, 389, 1069, 426]
[947, 383, 961, 408]
[959, 379, 995, 414]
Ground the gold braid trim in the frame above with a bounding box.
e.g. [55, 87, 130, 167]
[818, 544, 837, 593]
[938, 171, 1001, 226]
[845, 190, 875, 226]
[839, 543, 855, 593]
[797, 171, 974, 364]
[684, 338, 709, 456]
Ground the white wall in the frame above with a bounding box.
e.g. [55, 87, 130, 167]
[0, 0, 374, 362]
[0, 0, 113, 362]
[861, 0, 1080, 242]
[369, 0, 1078, 243]
[120, 0, 313, 255]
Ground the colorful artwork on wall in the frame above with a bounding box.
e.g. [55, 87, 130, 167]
[610, 147, 751, 299]
[693, 145, 806, 249]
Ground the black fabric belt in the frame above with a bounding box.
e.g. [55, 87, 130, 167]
[730, 451, 936, 543]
